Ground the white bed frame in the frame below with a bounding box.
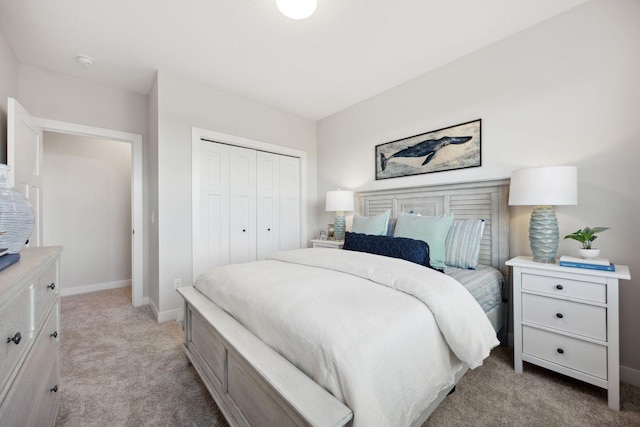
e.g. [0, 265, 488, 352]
[178, 178, 510, 427]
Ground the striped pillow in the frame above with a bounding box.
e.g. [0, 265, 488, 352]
[445, 219, 485, 269]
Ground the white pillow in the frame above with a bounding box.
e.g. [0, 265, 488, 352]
[351, 210, 391, 236]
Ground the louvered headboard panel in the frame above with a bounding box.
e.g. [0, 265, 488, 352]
[358, 179, 510, 277]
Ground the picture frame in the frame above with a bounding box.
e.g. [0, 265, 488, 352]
[375, 119, 481, 180]
[327, 223, 335, 240]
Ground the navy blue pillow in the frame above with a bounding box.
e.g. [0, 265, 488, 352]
[343, 232, 438, 271]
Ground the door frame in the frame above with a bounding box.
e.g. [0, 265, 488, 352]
[192, 127, 307, 281]
[37, 118, 145, 307]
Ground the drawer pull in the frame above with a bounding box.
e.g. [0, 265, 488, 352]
[48, 282, 56, 290]
[242, 229, 246, 232]
[50, 331, 58, 338]
[556, 313, 564, 319]
[51, 385, 58, 393]
[267, 228, 271, 231]
[557, 348, 565, 354]
[556, 284, 563, 290]
[6, 332, 22, 345]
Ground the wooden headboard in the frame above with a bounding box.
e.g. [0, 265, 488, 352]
[357, 179, 510, 277]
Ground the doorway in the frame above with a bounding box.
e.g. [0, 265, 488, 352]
[37, 118, 144, 307]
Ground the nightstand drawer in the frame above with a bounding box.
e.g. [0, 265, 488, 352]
[522, 273, 606, 303]
[522, 294, 606, 341]
[523, 326, 607, 379]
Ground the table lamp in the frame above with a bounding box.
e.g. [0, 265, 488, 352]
[509, 166, 577, 263]
[325, 189, 354, 241]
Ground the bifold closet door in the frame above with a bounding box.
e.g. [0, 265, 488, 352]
[278, 155, 300, 252]
[257, 153, 301, 259]
[229, 146, 257, 264]
[198, 141, 230, 272]
[257, 152, 280, 260]
[197, 140, 300, 272]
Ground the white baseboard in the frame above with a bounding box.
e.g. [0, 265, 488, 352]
[149, 298, 159, 320]
[60, 279, 131, 297]
[621, 365, 640, 387]
[156, 307, 182, 323]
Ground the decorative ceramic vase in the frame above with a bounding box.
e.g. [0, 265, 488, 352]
[0, 165, 34, 253]
[578, 248, 600, 259]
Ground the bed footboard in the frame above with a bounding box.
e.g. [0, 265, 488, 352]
[178, 286, 353, 427]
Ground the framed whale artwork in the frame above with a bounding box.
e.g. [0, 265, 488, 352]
[375, 119, 481, 180]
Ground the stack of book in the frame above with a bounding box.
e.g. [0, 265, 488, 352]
[0, 248, 20, 272]
[559, 255, 615, 271]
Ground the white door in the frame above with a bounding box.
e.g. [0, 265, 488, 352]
[229, 146, 256, 264]
[7, 97, 43, 247]
[196, 141, 231, 275]
[279, 155, 301, 251]
[256, 151, 280, 260]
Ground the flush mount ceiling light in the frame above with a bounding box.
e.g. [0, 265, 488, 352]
[276, 0, 317, 20]
[76, 54, 95, 67]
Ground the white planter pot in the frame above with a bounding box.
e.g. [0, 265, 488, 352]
[578, 248, 600, 259]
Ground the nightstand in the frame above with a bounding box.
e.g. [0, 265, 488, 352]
[310, 239, 344, 249]
[506, 256, 631, 410]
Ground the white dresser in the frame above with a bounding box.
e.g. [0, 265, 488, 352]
[0, 246, 62, 426]
[507, 256, 631, 410]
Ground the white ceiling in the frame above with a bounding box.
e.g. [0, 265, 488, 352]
[0, 0, 588, 120]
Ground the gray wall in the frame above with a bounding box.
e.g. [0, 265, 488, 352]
[152, 71, 317, 319]
[0, 28, 18, 163]
[43, 132, 132, 293]
[317, 0, 640, 379]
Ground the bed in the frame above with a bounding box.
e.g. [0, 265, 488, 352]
[178, 178, 510, 427]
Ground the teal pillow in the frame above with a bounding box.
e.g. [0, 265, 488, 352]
[393, 213, 453, 269]
[351, 210, 390, 236]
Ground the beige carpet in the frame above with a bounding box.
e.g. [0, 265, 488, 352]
[57, 287, 640, 426]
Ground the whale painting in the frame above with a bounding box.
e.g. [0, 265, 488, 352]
[375, 119, 481, 180]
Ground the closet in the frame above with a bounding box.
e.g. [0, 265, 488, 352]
[196, 140, 300, 275]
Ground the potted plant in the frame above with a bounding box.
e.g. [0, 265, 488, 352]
[563, 226, 610, 259]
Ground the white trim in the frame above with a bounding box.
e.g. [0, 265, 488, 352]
[156, 307, 183, 323]
[36, 118, 145, 308]
[191, 127, 308, 281]
[60, 280, 131, 297]
[621, 364, 640, 387]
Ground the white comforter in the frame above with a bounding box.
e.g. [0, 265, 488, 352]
[195, 248, 498, 427]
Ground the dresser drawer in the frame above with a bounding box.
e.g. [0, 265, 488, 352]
[522, 293, 606, 341]
[522, 325, 607, 379]
[34, 262, 58, 330]
[0, 284, 33, 391]
[522, 273, 606, 303]
[0, 302, 59, 425]
[30, 353, 60, 427]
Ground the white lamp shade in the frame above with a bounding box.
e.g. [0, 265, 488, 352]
[508, 166, 578, 206]
[276, 0, 317, 19]
[326, 190, 354, 212]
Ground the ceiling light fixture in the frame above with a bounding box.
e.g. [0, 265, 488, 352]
[276, 0, 317, 20]
[76, 54, 95, 67]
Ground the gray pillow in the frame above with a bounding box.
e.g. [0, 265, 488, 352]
[444, 219, 485, 269]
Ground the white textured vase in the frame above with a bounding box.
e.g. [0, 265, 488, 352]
[0, 165, 35, 253]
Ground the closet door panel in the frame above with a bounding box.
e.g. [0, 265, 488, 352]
[229, 147, 257, 264]
[279, 156, 300, 251]
[197, 141, 230, 274]
[257, 152, 280, 260]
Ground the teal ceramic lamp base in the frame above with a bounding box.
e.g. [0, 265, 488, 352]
[333, 211, 346, 241]
[529, 205, 559, 263]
